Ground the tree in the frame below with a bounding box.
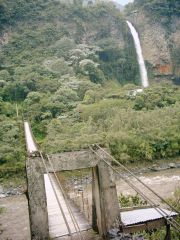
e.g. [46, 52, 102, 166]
[25, 92, 42, 105]
[2, 82, 29, 101]
[45, 58, 74, 76]
[51, 37, 75, 59]
[0, 70, 11, 82]
[53, 87, 79, 104]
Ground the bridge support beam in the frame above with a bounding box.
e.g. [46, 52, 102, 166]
[26, 156, 49, 240]
[92, 161, 120, 239]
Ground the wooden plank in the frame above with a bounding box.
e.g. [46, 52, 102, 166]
[44, 174, 91, 239]
[24, 122, 37, 153]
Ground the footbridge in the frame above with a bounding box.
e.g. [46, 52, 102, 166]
[24, 121, 180, 240]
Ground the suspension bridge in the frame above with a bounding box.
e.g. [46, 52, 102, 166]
[24, 121, 180, 240]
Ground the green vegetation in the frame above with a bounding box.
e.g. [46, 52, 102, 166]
[0, 0, 179, 183]
[0, 109, 26, 182]
[0, 0, 139, 181]
[126, 0, 180, 21]
[42, 82, 180, 163]
[119, 193, 147, 208]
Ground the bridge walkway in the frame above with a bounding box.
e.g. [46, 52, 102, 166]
[24, 121, 92, 239]
[24, 121, 180, 239]
[44, 173, 91, 239]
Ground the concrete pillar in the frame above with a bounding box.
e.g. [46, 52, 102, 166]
[92, 166, 106, 236]
[26, 156, 49, 240]
[92, 161, 120, 238]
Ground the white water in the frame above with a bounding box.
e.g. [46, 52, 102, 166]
[126, 21, 149, 88]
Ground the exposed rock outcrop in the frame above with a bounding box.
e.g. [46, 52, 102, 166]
[170, 16, 180, 77]
[128, 10, 180, 81]
[0, 32, 9, 47]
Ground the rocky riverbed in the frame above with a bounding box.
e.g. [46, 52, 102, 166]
[0, 195, 31, 240]
[62, 161, 180, 198]
[1, 161, 179, 199]
[0, 185, 24, 198]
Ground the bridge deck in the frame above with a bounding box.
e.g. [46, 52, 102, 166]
[44, 174, 91, 239]
[24, 121, 37, 153]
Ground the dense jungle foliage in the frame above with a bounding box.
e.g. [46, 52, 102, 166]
[0, 0, 179, 182]
[126, 0, 180, 19]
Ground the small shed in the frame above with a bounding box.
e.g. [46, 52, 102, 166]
[120, 207, 178, 239]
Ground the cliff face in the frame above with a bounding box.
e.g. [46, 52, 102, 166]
[170, 16, 180, 77]
[128, 10, 180, 82]
[0, 32, 9, 47]
[0, 1, 141, 90]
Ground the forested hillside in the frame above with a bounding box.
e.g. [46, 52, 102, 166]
[0, 0, 179, 182]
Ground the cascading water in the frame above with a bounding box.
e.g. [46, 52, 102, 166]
[126, 21, 149, 88]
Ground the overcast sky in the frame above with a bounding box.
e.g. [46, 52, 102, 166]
[113, 0, 134, 6]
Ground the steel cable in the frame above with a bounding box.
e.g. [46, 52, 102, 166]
[95, 144, 180, 215]
[39, 151, 73, 240]
[94, 144, 180, 229]
[46, 154, 85, 240]
[89, 146, 180, 233]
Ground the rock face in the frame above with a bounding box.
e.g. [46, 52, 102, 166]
[128, 10, 180, 81]
[0, 32, 9, 47]
[170, 16, 180, 77]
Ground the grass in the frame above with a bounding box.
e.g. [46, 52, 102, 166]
[0, 174, 26, 188]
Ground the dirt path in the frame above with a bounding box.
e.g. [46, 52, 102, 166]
[0, 195, 30, 240]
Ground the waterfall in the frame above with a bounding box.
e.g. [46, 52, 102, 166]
[126, 21, 149, 88]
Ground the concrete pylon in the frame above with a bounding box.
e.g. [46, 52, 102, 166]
[26, 156, 49, 240]
[92, 161, 120, 238]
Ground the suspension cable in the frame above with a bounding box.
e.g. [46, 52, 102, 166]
[90, 146, 180, 232]
[89, 146, 180, 233]
[95, 144, 180, 228]
[93, 146, 180, 232]
[46, 154, 85, 240]
[39, 151, 73, 240]
[95, 144, 180, 215]
[95, 144, 180, 225]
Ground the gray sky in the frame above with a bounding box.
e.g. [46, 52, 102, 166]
[113, 0, 134, 6]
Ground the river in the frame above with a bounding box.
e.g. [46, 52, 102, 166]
[116, 168, 180, 199]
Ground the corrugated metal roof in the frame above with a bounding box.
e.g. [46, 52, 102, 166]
[121, 208, 178, 226]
